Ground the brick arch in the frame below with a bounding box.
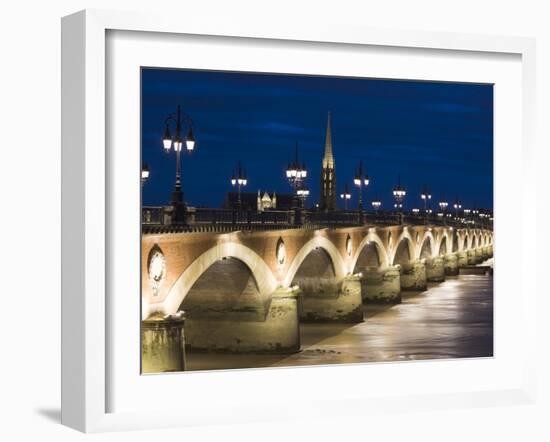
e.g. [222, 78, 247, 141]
[283, 236, 346, 287]
[158, 242, 278, 316]
[460, 232, 469, 251]
[451, 230, 459, 252]
[391, 230, 415, 266]
[416, 230, 436, 259]
[351, 232, 390, 271]
[472, 234, 478, 248]
[438, 230, 450, 256]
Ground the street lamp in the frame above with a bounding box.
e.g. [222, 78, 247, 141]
[420, 184, 432, 223]
[371, 199, 382, 213]
[141, 163, 150, 187]
[297, 186, 310, 208]
[393, 175, 406, 224]
[453, 197, 462, 220]
[285, 141, 307, 208]
[231, 161, 248, 209]
[162, 104, 196, 224]
[392, 175, 406, 208]
[353, 160, 370, 211]
[340, 184, 352, 210]
[439, 199, 449, 225]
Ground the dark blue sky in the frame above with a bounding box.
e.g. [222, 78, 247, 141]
[141, 68, 493, 210]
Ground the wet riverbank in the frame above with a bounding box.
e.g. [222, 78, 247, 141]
[185, 274, 493, 371]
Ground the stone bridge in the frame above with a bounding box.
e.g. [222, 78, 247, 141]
[141, 225, 493, 372]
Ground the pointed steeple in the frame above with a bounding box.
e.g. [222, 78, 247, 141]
[319, 111, 337, 211]
[322, 111, 335, 169]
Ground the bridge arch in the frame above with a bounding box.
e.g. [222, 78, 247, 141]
[391, 230, 415, 266]
[160, 242, 278, 316]
[351, 232, 390, 272]
[437, 231, 450, 256]
[283, 235, 346, 287]
[451, 231, 459, 252]
[416, 231, 436, 260]
[465, 234, 471, 249]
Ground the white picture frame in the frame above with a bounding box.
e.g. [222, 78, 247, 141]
[61, 9, 537, 433]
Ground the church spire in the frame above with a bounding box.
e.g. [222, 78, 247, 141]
[319, 111, 337, 211]
[322, 111, 335, 169]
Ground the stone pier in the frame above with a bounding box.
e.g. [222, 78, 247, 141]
[360, 266, 401, 303]
[444, 253, 459, 276]
[426, 256, 445, 282]
[475, 248, 484, 263]
[184, 287, 300, 353]
[300, 274, 363, 322]
[457, 251, 469, 268]
[141, 312, 186, 374]
[467, 249, 477, 265]
[400, 260, 427, 291]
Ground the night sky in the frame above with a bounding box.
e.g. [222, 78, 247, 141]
[141, 68, 493, 211]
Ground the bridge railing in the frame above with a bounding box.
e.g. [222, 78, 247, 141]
[142, 206, 167, 225]
[141, 206, 492, 233]
[193, 208, 293, 225]
[304, 210, 362, 226]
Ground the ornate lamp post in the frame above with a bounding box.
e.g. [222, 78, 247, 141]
[285, 142, 307, 208]
[453, 197, 462, 221]
[463, 208, 471, 226]
[393, 175, 406, 224]
[141, 163, 150, 187]
[231, 162, 248, 209]
[296, 185, 310, 208]
[421, 184, 432, 224]
[340, 184, 352, 210]
[162, 105, 196, 224]
[439, 199, 449, 225]
[371, 199, 382, 214]
[353, 160, 370, 211]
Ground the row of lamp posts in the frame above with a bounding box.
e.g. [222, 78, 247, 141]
[144, 106, 488, 228]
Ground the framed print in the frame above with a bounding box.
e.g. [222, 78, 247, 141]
[61, 9, 537, 432]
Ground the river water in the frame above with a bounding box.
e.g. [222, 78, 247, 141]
[186, 273, 493, 371]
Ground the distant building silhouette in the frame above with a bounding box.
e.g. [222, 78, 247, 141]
[319, 112, 337, 211]
[224, 190, 295, 211]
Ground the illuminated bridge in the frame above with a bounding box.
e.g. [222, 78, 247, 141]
[141, 212, 493, 373]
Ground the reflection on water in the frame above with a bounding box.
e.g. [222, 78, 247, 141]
[186, 274, 493, 371]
